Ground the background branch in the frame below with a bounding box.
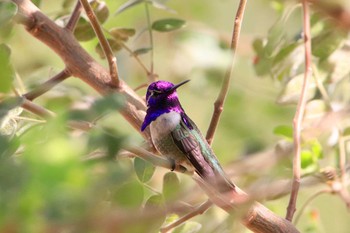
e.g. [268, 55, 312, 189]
[206, 0, 247, 145]
[65, 0, 82, 31]
[286, 0, 312, 222]
[23, 69, 70, 100]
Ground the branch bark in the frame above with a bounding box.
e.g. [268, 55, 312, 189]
[10, 1, 299, 232]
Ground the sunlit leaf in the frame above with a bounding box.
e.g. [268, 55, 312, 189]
[115, 0, 144, 15]
[273, 125, 293, 140]
[301, 140, 323, 172]
[152, 18, 186, 32]
[328, 43, 350, 83]
[162, 172, 180, 201]
[134, 157, 155, 183]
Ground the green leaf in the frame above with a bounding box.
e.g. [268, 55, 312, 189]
[152, 18, 186, 32]
[112, 180, 144, 207]
[0, 2, 17, 27]
[74, 17, 96, 41]
[162, 172, 180, 201]
[134, 157, 155, 183]
[115, 0, 144, 15]
[133, 47, 152, 56]
[301, 140, 323, 171]
[95, 38, 123, 59]
[273, 125, 293, 139]
[109, 28, 136, 42]
[312, 29, 347, 59]
[144, 194, 164, 209]
[0, 44, 14, 93]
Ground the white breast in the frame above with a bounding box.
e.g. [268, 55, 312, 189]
[150, 111, 181, 140]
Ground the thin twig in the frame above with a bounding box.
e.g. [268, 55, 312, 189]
[286, 0, 312, 222]
[205, 0, 247, 145]
[293, 189, 330, 225]
[160, 200, 213, 233]
[23, 69, 70, 101]
[79, 0, 120, 87]
[21, 98, 55, 118]
[65, 0, 82, 32]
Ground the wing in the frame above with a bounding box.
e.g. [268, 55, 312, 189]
[171, 115, 215, 179]
[171, 113, 236, 192]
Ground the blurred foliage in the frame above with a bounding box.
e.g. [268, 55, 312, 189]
[1, 0, 350, 232]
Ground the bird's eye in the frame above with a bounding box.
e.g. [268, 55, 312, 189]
[151, 90, 162, 96]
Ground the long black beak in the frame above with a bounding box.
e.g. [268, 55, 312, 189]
[168, 80, 190, 92]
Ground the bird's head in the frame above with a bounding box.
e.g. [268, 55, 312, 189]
[145, 80, 190, 108]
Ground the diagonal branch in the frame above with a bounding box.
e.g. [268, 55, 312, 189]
[206, 0, 247, 145]
[79, 0, 120, 87]
[23, 69, 70, 101]
[286, 0, 312, 222]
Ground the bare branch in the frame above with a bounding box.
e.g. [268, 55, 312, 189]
[79, 0, 120, 87]
[286, 0, 312, 221]
[23, 69, 70, 101]
[66, 0, 82, 32]
[206, 0, 247, 145]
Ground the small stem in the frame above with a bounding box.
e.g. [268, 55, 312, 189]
[65, 0, 82, 32]
[286, 0, 312, 222]
[23, 69, 70, 101]
[79, 0, 120, 87]
[205, 0, 247, 145]
[144, 2, 156, 81]
[293, 189, 330, 225]
[160, 200, 213, 233]
[121, 43, 151, 76]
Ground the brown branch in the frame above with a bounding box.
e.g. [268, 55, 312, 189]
[79, 0, 120, 87]
[286, 0, 312, 221]
[206, 0, 247, 145]
[65, 0, 82, 32]
[23, 69, 70, 101]
[11, 1, 300, 232]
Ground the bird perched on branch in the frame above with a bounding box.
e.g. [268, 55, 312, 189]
[141, 80, 235, 192]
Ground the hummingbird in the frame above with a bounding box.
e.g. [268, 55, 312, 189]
[141, 80, 235, 192]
